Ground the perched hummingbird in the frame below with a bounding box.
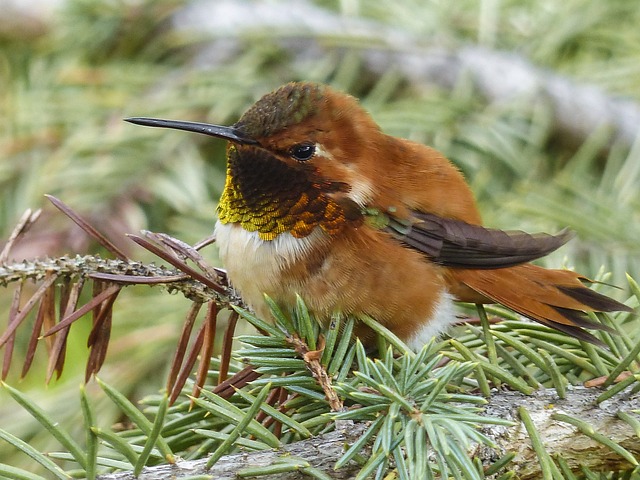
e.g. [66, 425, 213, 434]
[127, 82, 632, 349]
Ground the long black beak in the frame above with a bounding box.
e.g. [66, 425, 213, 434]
[125, 117, 258, 145]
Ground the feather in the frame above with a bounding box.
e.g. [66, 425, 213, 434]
[451, 265, 633, 346]
[386, 210, 574, 269]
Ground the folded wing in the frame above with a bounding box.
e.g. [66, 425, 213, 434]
[385, 211, 574, 269]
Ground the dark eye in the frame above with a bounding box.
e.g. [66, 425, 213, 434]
[290, 143, 315, 161]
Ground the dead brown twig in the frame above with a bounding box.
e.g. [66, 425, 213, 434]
[0, 196, 244, 402]
[288, 334, 343, 412]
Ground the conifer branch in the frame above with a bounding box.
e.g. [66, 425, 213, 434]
[0, 255, 234, 305]
[92, 386, 640, 480]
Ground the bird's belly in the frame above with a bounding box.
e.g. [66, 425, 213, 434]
[214, 221, 458, 350]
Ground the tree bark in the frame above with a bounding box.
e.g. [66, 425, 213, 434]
[97, 422, 368, 480]
[98, 386, 640, 479]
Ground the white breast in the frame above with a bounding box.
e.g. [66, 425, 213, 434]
[214, 221, 327, 308]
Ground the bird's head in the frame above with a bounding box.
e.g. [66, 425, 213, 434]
[127, 82, 385, 239]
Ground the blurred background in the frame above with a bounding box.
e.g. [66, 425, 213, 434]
[1, 0, 639, 471]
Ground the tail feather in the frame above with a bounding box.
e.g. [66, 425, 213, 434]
[550, 306, 616, 333]
[451, 264, 633, 345]
[556, 284, 629, 312]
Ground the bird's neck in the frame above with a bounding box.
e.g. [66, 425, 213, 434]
[216, 145, 350, 240]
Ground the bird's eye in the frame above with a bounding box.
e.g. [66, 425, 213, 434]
[290, 143, 315, 161]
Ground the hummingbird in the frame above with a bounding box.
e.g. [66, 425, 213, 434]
[126, 82, 632, 349]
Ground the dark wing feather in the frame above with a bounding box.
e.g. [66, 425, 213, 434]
[386, 211, 574, 269]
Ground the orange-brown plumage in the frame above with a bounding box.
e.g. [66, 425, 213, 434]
[127, 81, 633, 349]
